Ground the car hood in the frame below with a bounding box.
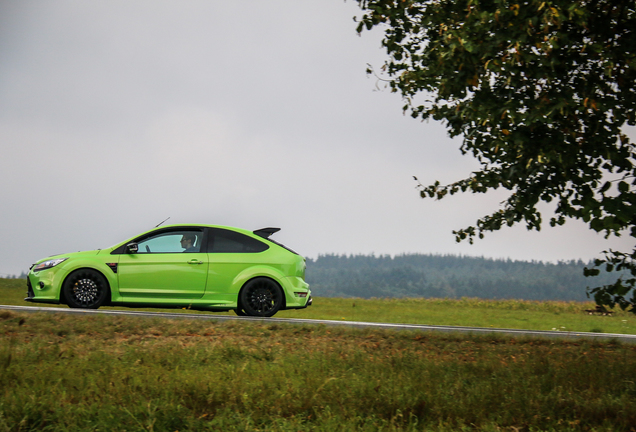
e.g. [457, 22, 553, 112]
[36, 249, 103, 263]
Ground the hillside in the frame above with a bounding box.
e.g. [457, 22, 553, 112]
[305, 254, 618, 301]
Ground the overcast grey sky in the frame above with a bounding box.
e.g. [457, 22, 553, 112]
[1, 0, 634, 276]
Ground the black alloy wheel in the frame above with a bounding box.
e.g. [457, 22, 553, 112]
[62, 269, 109, 309]
[239, 277, 283, 317]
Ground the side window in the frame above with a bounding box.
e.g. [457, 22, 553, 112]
[137, 230, 203, 254]
[208, 229, 269, 253]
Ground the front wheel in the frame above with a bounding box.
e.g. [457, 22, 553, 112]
[62, 269, 109, 309]
[239, 278, 283, 317]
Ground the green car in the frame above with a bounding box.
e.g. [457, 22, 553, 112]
[26, 224, 311, 317]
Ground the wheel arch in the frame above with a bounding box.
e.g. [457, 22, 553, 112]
[237, 276, 287, 311]
[60, 267, 113, 306]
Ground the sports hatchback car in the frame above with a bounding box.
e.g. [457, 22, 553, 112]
[26, 224, 311, 317]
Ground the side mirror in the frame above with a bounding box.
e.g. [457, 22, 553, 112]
[126, 243, 139, 254]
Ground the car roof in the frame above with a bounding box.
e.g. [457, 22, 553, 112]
[156, 223, 267, 235]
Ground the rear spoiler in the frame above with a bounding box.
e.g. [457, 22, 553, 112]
[253, 227, 281, 239]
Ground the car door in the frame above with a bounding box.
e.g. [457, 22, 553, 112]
[117, 228, 208, 299]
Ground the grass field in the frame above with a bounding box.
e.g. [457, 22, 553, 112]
[3, 278, 635, 335]
[2, 309, 636, 431]
[3, 278, 636, 430]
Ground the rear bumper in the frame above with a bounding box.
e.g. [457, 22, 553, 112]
[285, 295, 312, 310]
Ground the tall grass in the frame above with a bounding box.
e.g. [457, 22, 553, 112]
[1, 310, 636, 431]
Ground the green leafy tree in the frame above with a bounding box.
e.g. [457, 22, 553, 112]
[355, 0, 636, 311]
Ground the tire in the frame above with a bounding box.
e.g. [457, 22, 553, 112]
[234, 308, 247, 316]
[62, 269, 109, 309]
[239, 277, 283, 317]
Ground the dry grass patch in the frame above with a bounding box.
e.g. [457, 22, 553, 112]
[1, 311, 636, 431]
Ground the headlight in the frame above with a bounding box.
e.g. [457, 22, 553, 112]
[33, 258, 68, 271]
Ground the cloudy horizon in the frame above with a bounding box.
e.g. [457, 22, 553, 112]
[1, 1, 634, 277]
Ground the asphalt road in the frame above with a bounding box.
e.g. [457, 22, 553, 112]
[2, 304, 636, 344]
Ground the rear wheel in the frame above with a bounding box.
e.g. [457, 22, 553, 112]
[239, 278, 283, 317]
[62, 269, 109, 309]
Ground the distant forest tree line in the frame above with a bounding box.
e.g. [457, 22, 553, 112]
[2, 272, 27, 279]
[305, 254, 620, 301]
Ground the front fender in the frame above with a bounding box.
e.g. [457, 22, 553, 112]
[30, 258, 118, 304]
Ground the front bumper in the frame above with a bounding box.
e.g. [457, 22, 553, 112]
[24, 272, 62, 304]
[25, 276, 35, 300]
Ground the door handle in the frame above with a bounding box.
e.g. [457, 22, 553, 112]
[187, 259, 203, 265]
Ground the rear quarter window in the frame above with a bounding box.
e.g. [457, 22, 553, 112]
[208, 229, 269, 253]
